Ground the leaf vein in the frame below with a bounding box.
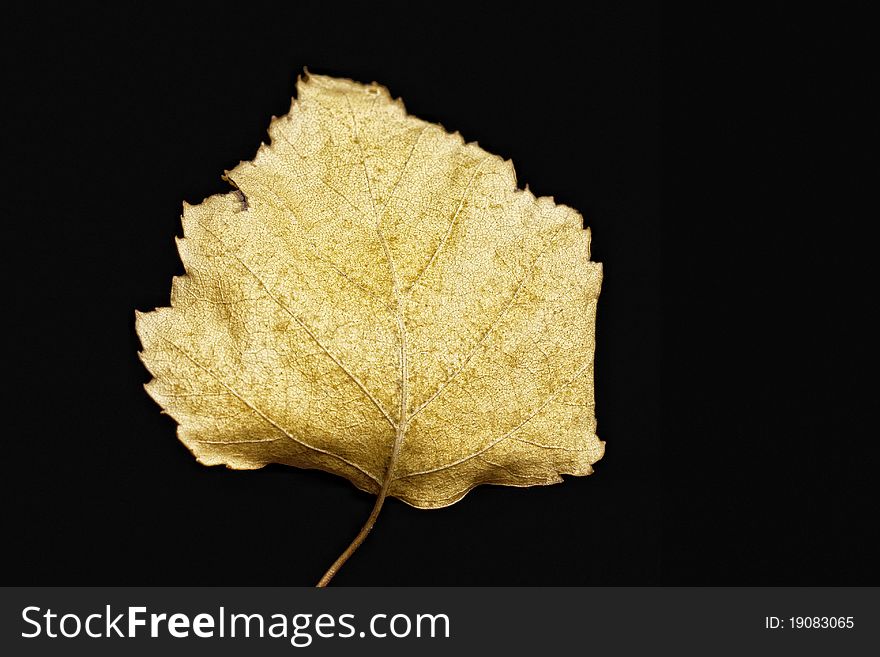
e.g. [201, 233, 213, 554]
[194, 219, 398, 429]
[159, 337, 381, 484]
[397, 356, 592, 479]
[408, 224, 568, 420]
[407, 157, 489, 293]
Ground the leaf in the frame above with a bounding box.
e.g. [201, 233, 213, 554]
[136, 73, 604, 584]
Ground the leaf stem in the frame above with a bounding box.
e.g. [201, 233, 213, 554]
[316, 423, 405, 587]
[314, 484, 387, 587]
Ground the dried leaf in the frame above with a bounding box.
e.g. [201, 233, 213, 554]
[136, 73, 604, 583]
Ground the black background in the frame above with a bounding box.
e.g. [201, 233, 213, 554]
[4, 2, 875, 585]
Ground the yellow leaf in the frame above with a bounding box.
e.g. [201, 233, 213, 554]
[136, 73, 604, 584]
